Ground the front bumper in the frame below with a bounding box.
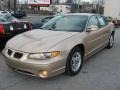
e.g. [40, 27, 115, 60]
[2, 49, 66, 78]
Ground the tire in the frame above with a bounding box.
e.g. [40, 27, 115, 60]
[65, 47, 83, 76]
[106, 34, 114, 49]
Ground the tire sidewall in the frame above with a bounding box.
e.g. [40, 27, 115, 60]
[107, 34, 114, 48]
[66, 47, 83, 76]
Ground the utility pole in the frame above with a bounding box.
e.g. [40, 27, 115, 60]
[14, 0, 17, 13]
[1, 0, 4, 10]
[97, 0, 100, 14]
[77, 0, 81, 12]
[8, 0, 10, 10]
[97, 0, 102, 14]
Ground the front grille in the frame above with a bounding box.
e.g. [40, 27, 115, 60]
[14, 52, 23, 59]
[7, 49, 12, 56]
[16, 69, 34, 76]
[7, 49, 24, 59]
[7, 65, 34, 76]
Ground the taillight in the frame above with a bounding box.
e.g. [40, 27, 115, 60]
[27, 22, 32, 30]
[0, 24, 5, 34]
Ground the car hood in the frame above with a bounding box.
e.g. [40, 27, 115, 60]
[6, 29, 78, 53]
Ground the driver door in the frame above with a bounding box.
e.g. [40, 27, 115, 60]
[85, 15, 103, 58]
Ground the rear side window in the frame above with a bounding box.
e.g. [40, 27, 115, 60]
[97, 16, 107, 27]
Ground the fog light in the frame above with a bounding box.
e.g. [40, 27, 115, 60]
[39, 71, 48, 78]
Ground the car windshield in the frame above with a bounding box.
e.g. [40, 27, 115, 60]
[41, 17, 53, 23]
[41, 15, 88, 32]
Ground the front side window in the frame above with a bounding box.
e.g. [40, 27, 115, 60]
[88, 16, 99, 27]
[41, 15, 88, 32]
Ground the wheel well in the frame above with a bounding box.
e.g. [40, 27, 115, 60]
[73, 44, 85, 56]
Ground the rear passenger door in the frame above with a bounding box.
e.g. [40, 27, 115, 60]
[97, 16, 110, 43]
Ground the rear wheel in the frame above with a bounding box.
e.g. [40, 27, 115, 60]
[106, 34, 114, 49]
[65, 47, 83, 76]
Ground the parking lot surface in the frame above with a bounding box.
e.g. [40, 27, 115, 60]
[0, 27, 120, 90]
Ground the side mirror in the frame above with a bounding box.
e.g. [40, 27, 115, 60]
[86, 25, 98, 32]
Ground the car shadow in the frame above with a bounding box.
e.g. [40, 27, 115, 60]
[0, 44, 5, 52]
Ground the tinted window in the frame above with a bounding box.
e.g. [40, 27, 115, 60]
[7, 16, 15, 22]
[41, 15, 88, 32]
[88, 16, 99, 26]
[0, 18, 6, 22]
[4, 15, 19, 22]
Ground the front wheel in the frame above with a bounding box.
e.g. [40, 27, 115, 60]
[106, 34, 114, 49]
[65, 47, 83, 76]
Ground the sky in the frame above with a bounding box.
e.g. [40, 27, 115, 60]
[83, 0, 92, 2]
[19, 0, 26, 2]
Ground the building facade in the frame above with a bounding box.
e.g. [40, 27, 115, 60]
[30, 4, 71, 14]
[104, 0, 120, 19]
[0, 0, 17, 10]
[0, 0, 8, 10]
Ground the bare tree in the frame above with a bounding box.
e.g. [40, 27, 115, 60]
[66, 0, 73, 3]
[0, 0, 4, 10]
[92, 0, 104, 14]
[51, 0, 59, 4]
[0, 0, 9, 10]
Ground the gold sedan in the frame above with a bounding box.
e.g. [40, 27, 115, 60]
[3, 13, 115, 78]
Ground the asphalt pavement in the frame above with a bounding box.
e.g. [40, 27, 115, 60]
[20, 15, 48, 22]
[0, 27, 120, 90]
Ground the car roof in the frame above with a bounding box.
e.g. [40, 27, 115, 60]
[64, 13, 99, 17]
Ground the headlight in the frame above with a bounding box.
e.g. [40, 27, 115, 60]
[24, 24, 27, 29]
[28, 51, 60, 60]
[10, 26, 14, 31]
